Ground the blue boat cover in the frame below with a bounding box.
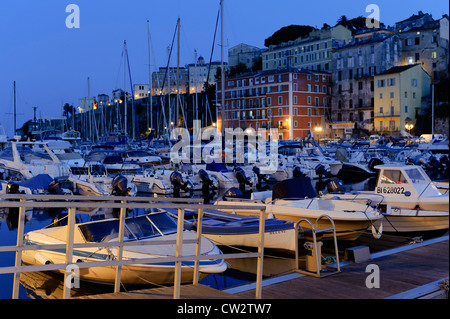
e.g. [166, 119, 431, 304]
[205, 161, 228, 173]
[19, 174, 53, 191]
[272, 177, 317, 200]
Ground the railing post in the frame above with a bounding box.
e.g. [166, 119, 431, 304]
[12, 199, 26, 300]
[114, 200, 127, 293]
[174, 208, 184, 299]
[63, 207, 76, 299]
[255, 208, 265, 299]
[193, 202, 203, 285]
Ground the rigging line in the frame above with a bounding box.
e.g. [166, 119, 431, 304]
[114, 49, 125, 90]
[126, 48, 142, 143]
[205, 5, 220, 86]
[149, 22, 178, 141]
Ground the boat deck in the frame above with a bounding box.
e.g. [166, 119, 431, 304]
[75, 236, 448, 299]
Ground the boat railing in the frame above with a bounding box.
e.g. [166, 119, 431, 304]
[294, 215, 340, 278]
[0, 194, 267, 300]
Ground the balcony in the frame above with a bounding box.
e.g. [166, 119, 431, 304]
[374, 112, 401, 118]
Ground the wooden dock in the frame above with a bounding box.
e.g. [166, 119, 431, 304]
[74, 236, 448, 299]
[234, 237, 449, 299]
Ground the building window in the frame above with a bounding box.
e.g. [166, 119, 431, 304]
[267, 97, 272, 105]
[278, 108, 283, 116]
[415, 53, 420, 62]
[294, 96, 298, 104]
[294, 108, 298, 116]
[390, 92, 394, 98]
[415, 37, 420, 45]
[278, 96, 283, 105]
[294, 121, 298, 127]
[307, 108, 311, 116]
[307, 96, 311, 104]
[405, 105, 408, 113]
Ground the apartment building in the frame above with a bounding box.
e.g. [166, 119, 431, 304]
[229, 43, 263, 69]
[151, 67, 189, 95]
[262, 25, 352, 72]
[374, 64, 431, 135]
[216, 68, 331, 140]
[330, 29, 402, 138]
[396, 11, 449, 82]
[187, 56, 224, 94]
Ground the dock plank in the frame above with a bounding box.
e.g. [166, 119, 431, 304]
[234, 240, 449, 299]
[75, 284, 238, 299]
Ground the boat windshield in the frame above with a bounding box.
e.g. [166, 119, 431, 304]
[403, 167, 429, 183]
[380, 169, 408, 184]
[79, 213, 177, 242]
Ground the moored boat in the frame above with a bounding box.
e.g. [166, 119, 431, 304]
[22, 212, 227, 285]
[215, 177, 383, 241]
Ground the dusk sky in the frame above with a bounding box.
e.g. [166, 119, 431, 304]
[1, 0, 448, 137]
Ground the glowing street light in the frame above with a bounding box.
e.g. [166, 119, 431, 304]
[314, 126, 323, 144]
[405, 123, 414, 135]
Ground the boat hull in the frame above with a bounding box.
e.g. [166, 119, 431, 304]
[22, 249, 224, 285]
[379, 209, 449, 234]
[214, 200, 381, 241]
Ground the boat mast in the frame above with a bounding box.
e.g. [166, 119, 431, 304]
[147, 20, 152, 135]
[220, 0, 225, 138]
[13, 81, 16, 135]
[176, 17, 180, 129]
[124, 40, 127, 138]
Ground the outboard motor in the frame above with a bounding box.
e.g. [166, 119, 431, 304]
[233, 167, 252, 193]
[48, 178, 65, 195]
[368, 158, 384, 172]
[315, 164, 333, 180]
[293, 166, 306, 179]
[111, 175, 130, 196]
[252, 166, 267, 190]
[170, 171, 192, 198]
[198, 169, 215, 204]
[6, 182, 22, 194]
[326, 177, 344, 194]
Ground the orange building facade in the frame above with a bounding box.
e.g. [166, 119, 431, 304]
[216, 68, 331, 140]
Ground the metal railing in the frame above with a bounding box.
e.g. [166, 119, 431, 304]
[0, 194, 266, 299]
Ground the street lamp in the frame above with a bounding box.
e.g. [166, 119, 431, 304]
[405, 123, 414, 136]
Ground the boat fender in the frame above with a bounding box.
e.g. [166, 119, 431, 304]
[371, 213, 383, 239]
[35, 252, 53, 265]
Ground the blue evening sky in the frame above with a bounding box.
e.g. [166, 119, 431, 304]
[0, 0, 448, 136]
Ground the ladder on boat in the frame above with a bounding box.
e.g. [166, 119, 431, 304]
[294, 215, 341, 278]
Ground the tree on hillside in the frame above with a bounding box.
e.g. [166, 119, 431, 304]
[336, 15, 385, 34]
[264, 25, 316, 47]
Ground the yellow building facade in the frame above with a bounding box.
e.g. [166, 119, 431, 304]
[374, 64, 431, 136]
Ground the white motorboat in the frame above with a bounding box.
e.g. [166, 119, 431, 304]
[84, 150, 140, 174]
[215, 177, 383, 241]
[65, 164, 137, 196]
[119, 150, 162, 167]
[22, 212, 227, 285]
[322, 164, 449, 236]
[0, 141, 70, 181]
